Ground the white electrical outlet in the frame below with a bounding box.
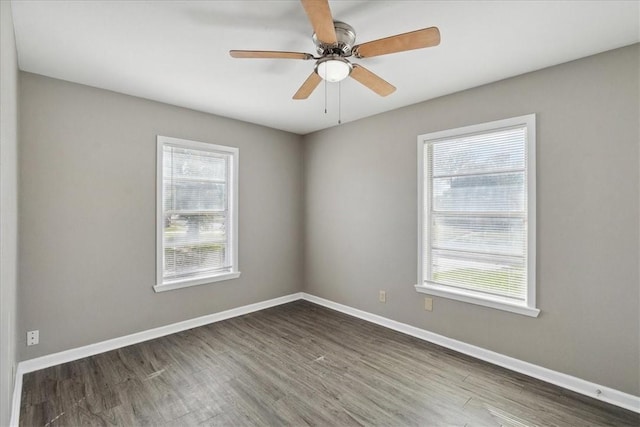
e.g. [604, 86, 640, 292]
[379, 290, 386, 303]
[27, 330, 39, 346]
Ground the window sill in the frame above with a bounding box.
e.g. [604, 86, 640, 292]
[414, 284, 540, 317]
[154, 271, 241, 293]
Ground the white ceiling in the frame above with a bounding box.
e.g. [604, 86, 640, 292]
[11, 1, 640, 135]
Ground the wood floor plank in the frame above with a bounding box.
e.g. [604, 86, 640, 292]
[19, 300, 640, 426]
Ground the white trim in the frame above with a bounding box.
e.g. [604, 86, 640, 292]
[17, 293, 301, 375]
[10, 292, 301, 426]
[417, 114, 538, 315]
[154, 271, 241, 293]
[525, 116, 537, 308]
[10, 291, 638, 426]
[416, 137, 425, 293]
[230, 138, 240, 281]
[300, 293, 639, 414]
[415, 284, 540, 317]
[156, 135, 240, 291]
[9, 365, 22, 427]
[156, 137, 164, 289]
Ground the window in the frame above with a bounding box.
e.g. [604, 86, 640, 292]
[155, 136, 240, 292]
[416, 115, 538, 317]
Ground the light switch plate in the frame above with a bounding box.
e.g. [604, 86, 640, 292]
[424, 297, 433, 311]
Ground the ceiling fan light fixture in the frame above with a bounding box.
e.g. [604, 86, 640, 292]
[315, 56, 352, 82]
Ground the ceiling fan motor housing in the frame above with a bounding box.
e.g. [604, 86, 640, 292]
[313, 21, 356, 56]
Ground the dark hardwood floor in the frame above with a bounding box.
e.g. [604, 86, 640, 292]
[19, 300, 639, 426]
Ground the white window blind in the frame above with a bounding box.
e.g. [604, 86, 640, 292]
[417, 115, 538, 317]
[156, 136, 239, 292]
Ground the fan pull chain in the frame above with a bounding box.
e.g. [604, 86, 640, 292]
[338, 81, 342, 124]
[324, 78, 327, 114]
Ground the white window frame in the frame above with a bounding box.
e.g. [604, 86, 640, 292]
[416, 114, 539, 317]
[155, 135, 240, 292]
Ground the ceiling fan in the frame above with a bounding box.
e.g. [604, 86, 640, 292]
[229, 0, 440, 100]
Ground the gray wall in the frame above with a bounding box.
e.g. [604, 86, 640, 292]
[0, 1, 19, 424]
[19, 73, 304, 359]
[16, 42, 639, 399]
[303, 44, 640, 396]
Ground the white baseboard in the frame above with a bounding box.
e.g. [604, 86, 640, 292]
[10, 290, 639, 427]
[10, 292, 302, 426]
[301, 292, 640, 414]
[18, 292, 302, 375]
[9, 365, 22, 427]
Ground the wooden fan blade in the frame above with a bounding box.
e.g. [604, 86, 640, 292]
[300, 0, 337, 44]
[352, 27, 440, 58]
[293, 72, 322, 99]
[230, 50, 314, 60]
[350, 64, 396, 96]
